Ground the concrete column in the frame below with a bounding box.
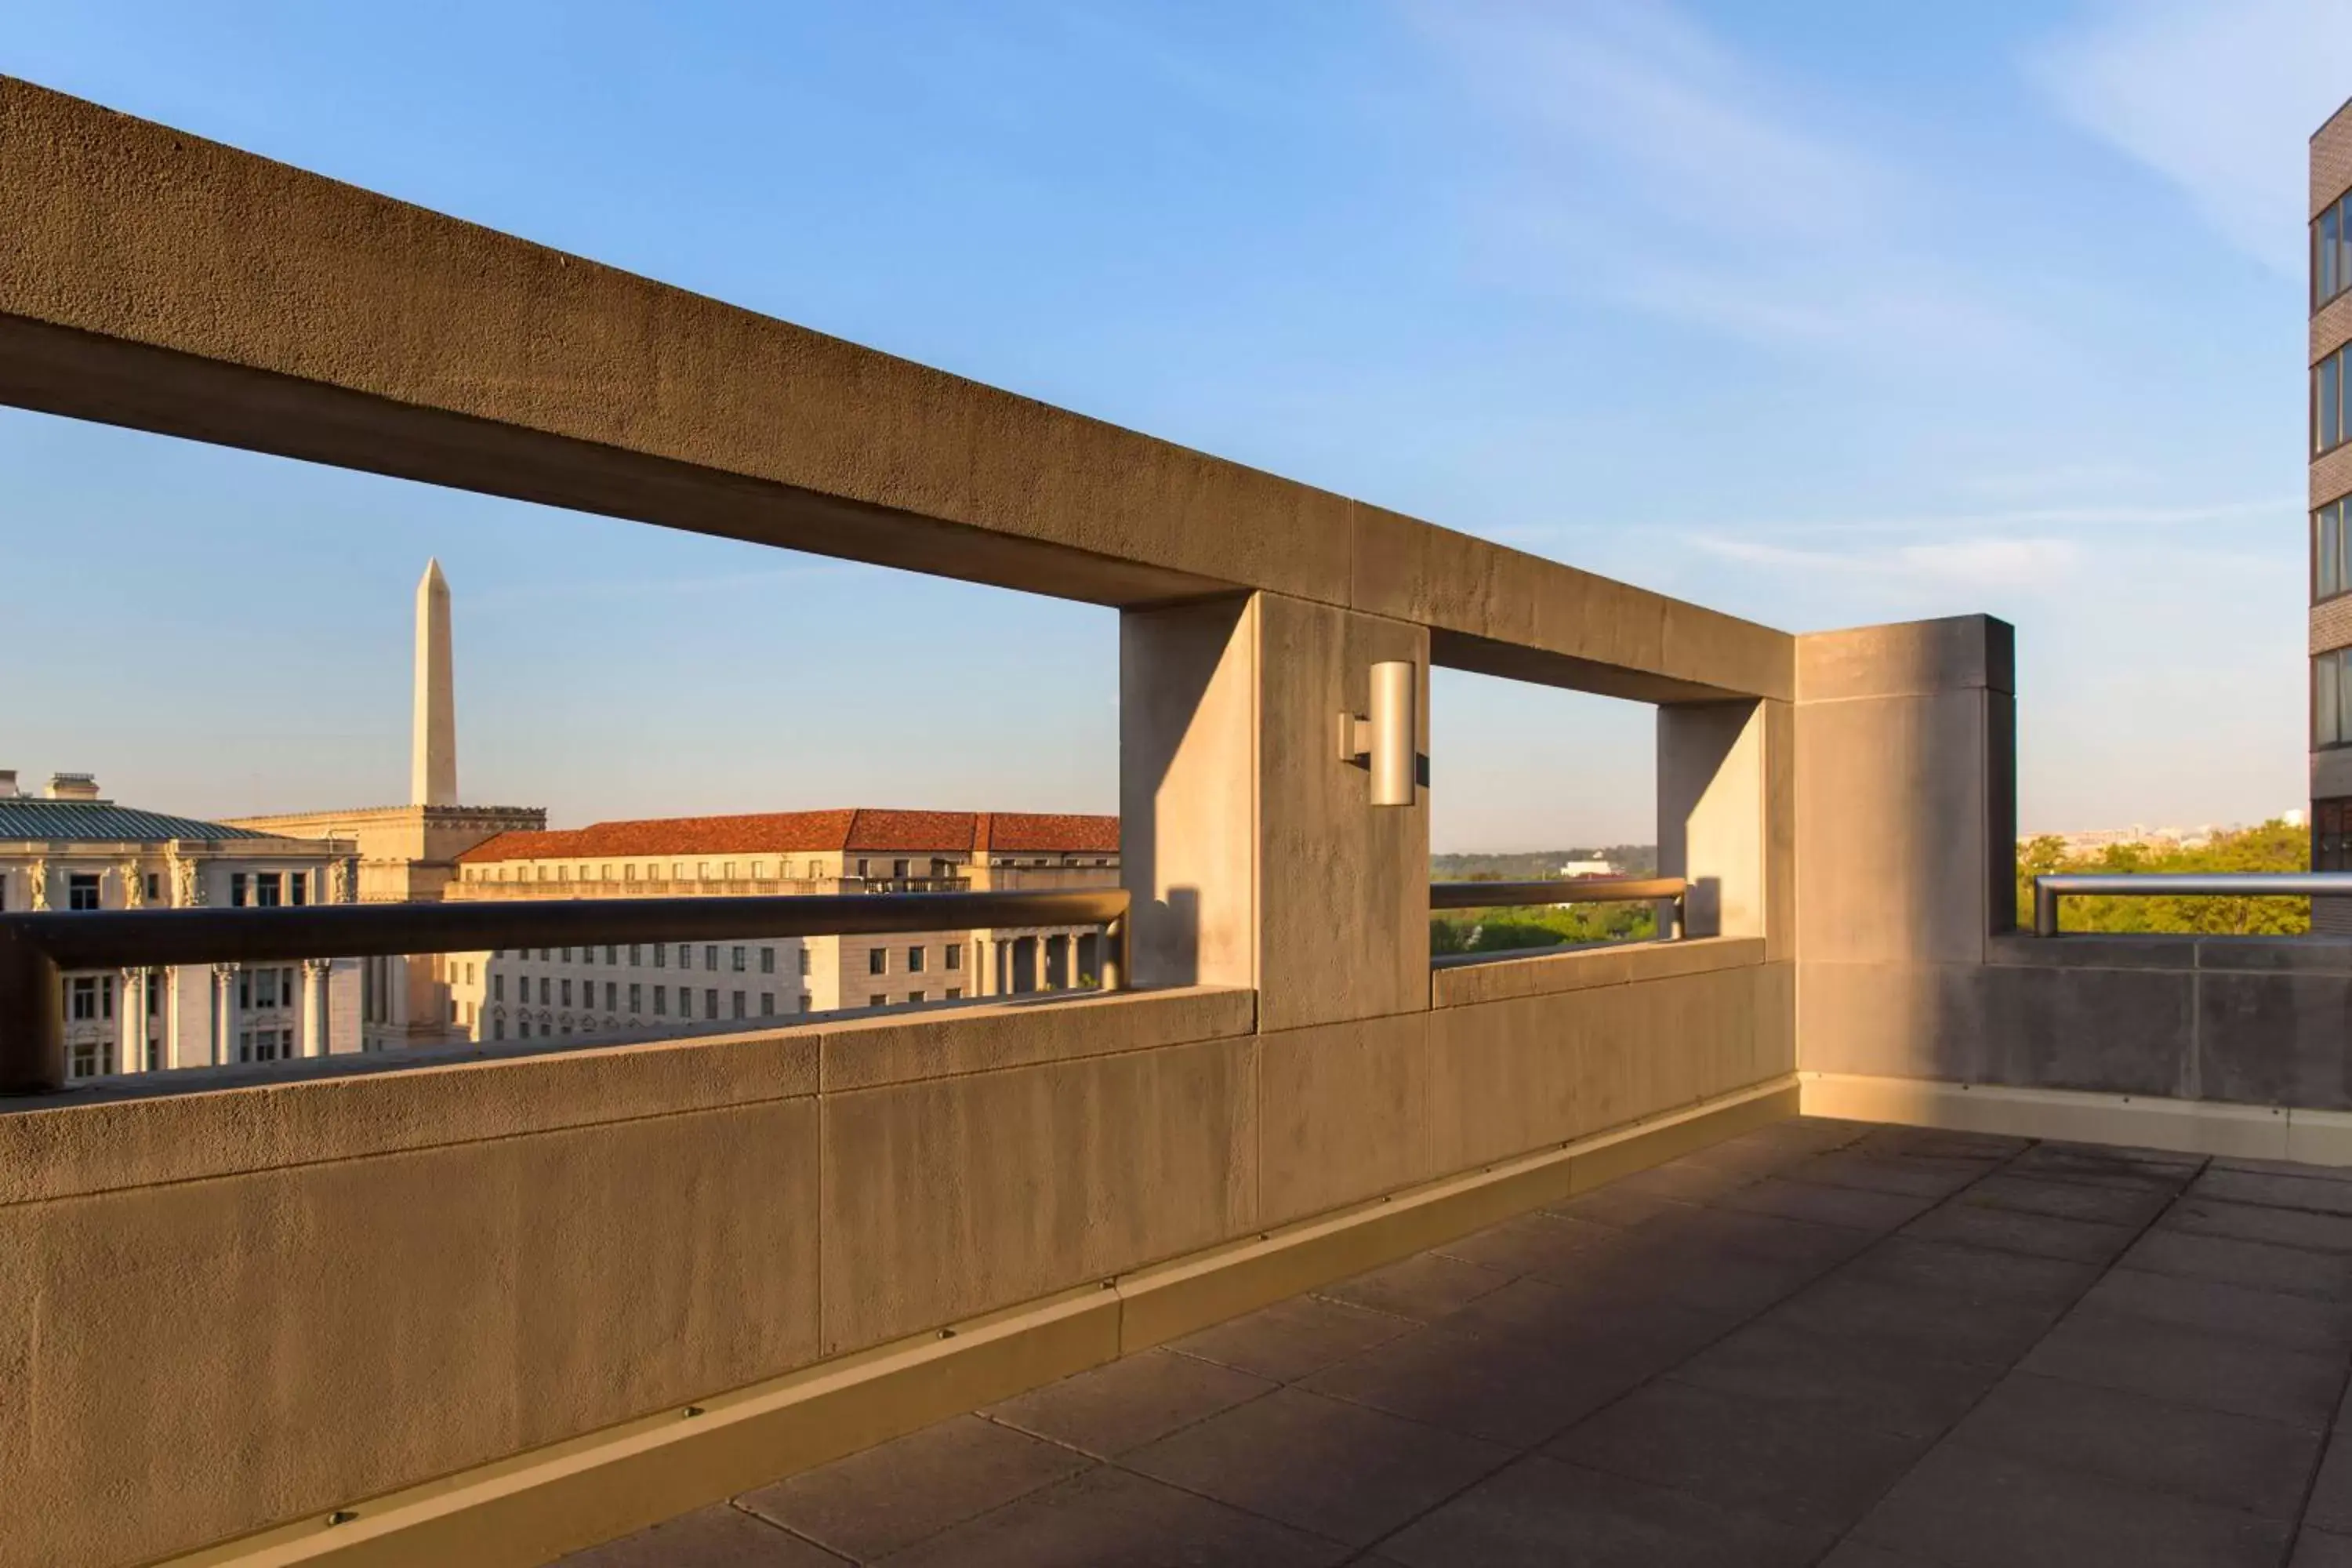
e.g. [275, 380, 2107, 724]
[302, 959, 331, 1056]
[1793, 614, 2016, 1083]
[1120, 592, 1429, 1031]
[1657, 699, 1790, 947]
[214, 964, 238, 1066]
[162, 967, 182, 1069]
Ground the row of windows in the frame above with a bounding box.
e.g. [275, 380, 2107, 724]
[492, 943, 803, 975]
[465, 854, 1107, 884]
[2319, 347, 2350, 458]
[230, 871, 309, 907]
[2321, 499, 2352, 601]
[2320, 193, 2352, 312]
[867, 943, 967, 976]
[489, 989, 829, 1040]
[867, 990, 960, 1007]
[490, 976, 821, 1018]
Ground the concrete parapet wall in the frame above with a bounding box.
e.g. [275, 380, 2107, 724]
[1, 960, 1786, 1568]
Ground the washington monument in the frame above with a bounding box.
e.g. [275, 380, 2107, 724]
[411, 558, 457, 808]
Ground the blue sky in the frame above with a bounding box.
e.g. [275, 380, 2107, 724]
[4, 0, 2346, 848]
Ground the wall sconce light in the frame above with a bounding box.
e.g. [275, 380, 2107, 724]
[1337, 659, 1419, 807]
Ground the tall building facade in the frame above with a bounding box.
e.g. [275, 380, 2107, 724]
[442, 808, 1119, 1043]
[0, 769, 364, 1077]
[2312, 99, 2352, 924]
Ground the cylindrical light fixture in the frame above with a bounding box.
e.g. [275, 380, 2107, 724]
[1368, 659, 1417, 807]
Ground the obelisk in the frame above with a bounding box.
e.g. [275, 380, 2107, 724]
[412, 559, 457, 808]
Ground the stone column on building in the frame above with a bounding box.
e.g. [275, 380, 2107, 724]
[28, 857, 49, 912]
[213, 964, 238, 1067]
[118, 859, 145, 909]
[302, 958, 332, 1057]
[117, 967, 143, 1075]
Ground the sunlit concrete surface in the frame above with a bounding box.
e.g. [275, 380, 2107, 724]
[567, 1117, 2352, 1568]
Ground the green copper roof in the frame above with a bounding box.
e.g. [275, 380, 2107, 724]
[0, 798, 268, 844]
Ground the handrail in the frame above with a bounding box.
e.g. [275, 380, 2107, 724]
[2031, 873, 2348, 937]
[1430, 877, 1686, 939]
[0, 888, 1130, 1094]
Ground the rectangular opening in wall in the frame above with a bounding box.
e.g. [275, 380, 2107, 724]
[1426, 667, 1662, 964]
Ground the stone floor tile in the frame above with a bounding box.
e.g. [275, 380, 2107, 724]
[1430, 1212, 1616, 1278]
[1608, 1159, 1765, 1203]
[739, 1416, 1091, 1562]
[2074, 1265, 2352, 1356]
[2019, 1311, 2343, 1426]
[1852, 1126, 2028, 1161]
[1313, 1250, 1512, 1323]
[1778, 1149, 1991, 1199]
[2001, 1145, 2202, 1192]
[1842, 1236, 2101, 1308]
[2196, 1168, 2352, 1217]
[2297, 1526, 2352, 1567]
[2215, 1155, 2352, 1182]
[982, 1349, 1276, 1457]
[1379, 1454, 1829, 1568]
[1649, 1201, 1876, 1272]
[1947, 1370, 2323, 1519]
[2305, 1437, 2352, 1534]
[1301, 1323, 1650, 1447]
[1167, 1294, 1414, 1384]
[2122, 1227, 2352, 1300]
[1541, 1185, 1697, 1231]
[1122, 1387, 1508, 1548]
[1817, 1541, 1944, 1566]
[1762, 1269, 2066, 1369]
[1547, 1377, 1929, 1530]
[1438, 1276, 1733, 1363]
[1712, 1177, 1938, 1233]
[1958, 1172, 2175, 1228]
[1900, 1201, 2138, 1264]
[561, 1504, 849, 1566]
[2165, 1197, 2352, 1254]
[1852, 1441, 2290, 1568]
[871, 1465, 1348, 1568]
[1668, 1318, 2002, 1439]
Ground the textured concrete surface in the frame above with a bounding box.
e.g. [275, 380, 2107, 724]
[566, 1117, 2352, 1567]
[0, 76, 1788, 698]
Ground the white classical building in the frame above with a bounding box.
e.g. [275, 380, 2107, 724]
[0, 769, 364, 1078]
[443, 808, 1120, 1043]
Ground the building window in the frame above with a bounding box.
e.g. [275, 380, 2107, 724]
[731, 990, 746, 1018]
[68, 873, 101, 911]
[856, 858, 871, 878]
[2320, 347, 2348, 456]
[706, 988, 720, 1018]
[604, 945, 618, 964]
[2320, 192, 2352, 311]
[653, 985, 668, 1015]
[909, 990, 926, 1004]
[947, 986, 963, 1000]
[681, 987, 694, 1018]
[69, 1040, 109, 1079]
[731, 946, 747, 973]
[679, 944, 693, 971]
[907, 946, 926, 973]
[760, 946, 775, 974]
[605, 982, 618, 1011]
[494, 1018, 506, 1040]
[539, 978, 552, 1005]
[760, 993, 775, 1015]
[799, 948, 811, 976]
[290, 871, 307, 906]
[945, 945, 962, 971]
[706, 945, 720, 971]
[2321, 799, 2352, 871]
[629, 982, 642, 1012]
[518, 1018, 532, 1039]
[799, 995, 812, 1013]
[653, 943, 666, 968]
[67, 975, 106, 1020]
[893, 858, 910, 880]
[2322, 499, 2351, 602]
[143, 871, 161, 902]
[230, 872, 247, 906]
[562, 947, 575, 964]
[2318, 648, 2352, 747]
[560, 979, 572, 1007]
[629, 944, 642, 965]
[493, 975, 505, 1002]
[868, 948, 886, 976]
[869, 994, 886, 1008]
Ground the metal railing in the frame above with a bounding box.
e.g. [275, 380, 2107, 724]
[1430, 877, 1687, 964]
[2031, 873, 2350, 938]
[0, 888, 1129, 1095]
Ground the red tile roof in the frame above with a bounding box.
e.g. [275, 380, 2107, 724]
[456, 808, 1118, 863]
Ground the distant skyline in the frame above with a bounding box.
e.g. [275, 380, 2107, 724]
[4, 2, 2344, 849]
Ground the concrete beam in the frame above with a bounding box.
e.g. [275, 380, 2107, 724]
[0, 76, 1790, 699]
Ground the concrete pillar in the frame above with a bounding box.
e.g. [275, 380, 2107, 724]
[1120, 592, 1429, 1032]
[1657, 699, 1791, 948]
[1792, 614, 2016, 1083]
[214, 964, 238, 1066]
[302, 959, 331, 1056]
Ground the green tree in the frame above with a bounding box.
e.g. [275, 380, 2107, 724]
[2016, 820, 2310, 935]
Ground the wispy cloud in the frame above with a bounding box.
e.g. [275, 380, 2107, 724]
[1410, 0, 2040, 363]
[2030, 0, 2352, 275]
